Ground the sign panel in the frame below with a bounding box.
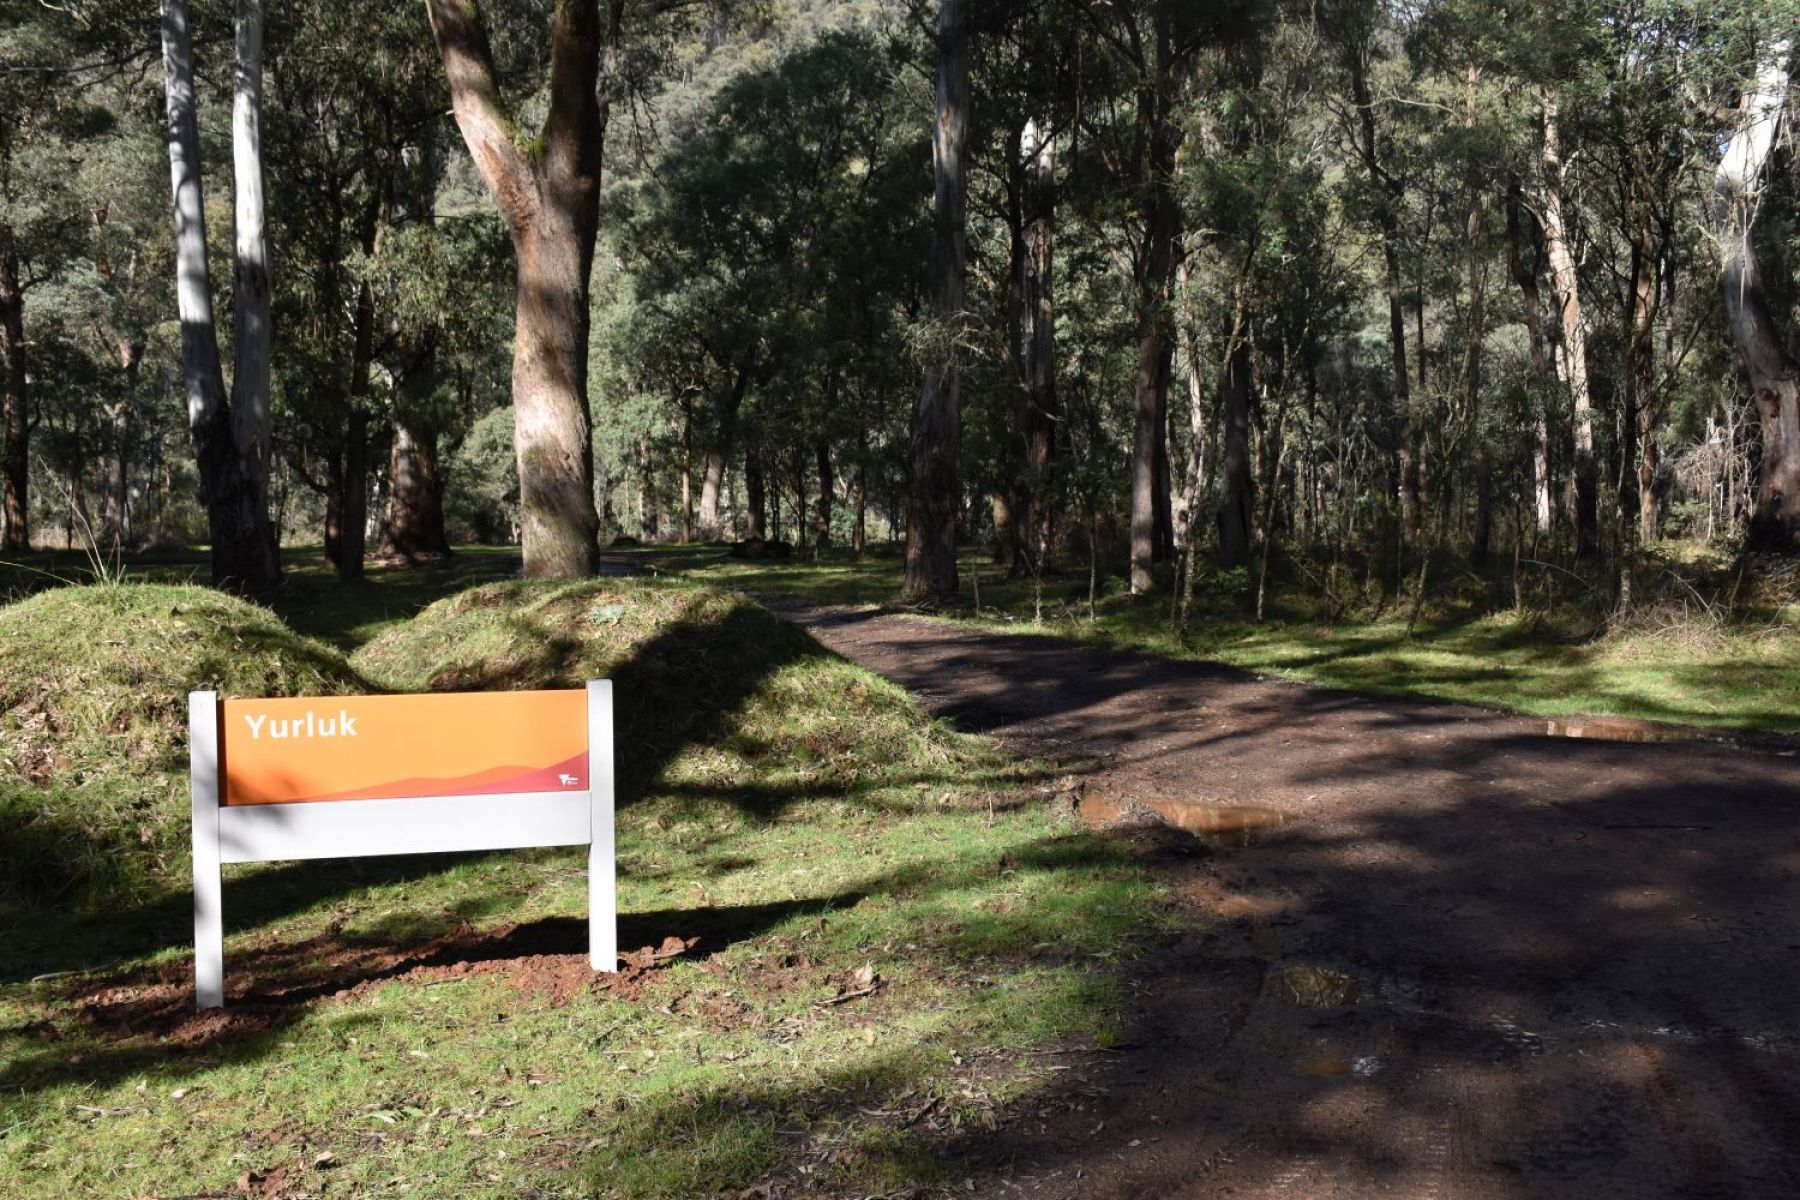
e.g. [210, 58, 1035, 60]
[190, 683, 615, 1011]
[221, 690, 588, 805]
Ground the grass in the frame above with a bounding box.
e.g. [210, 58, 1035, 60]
[0, 565, 1175, 1199]
[657, 542, 1800, 734]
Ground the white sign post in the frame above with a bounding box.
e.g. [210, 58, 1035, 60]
[189, 681, 616, 1010]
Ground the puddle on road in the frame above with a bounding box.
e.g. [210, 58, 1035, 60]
[1296, 1054, 1384, 1079]
[1079, 792, 1293, 845]
[1542, 716, 1695, 743]
[1270, 965, 1363, 1008]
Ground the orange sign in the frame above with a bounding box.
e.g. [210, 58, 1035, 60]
[221, 690, 588, 805]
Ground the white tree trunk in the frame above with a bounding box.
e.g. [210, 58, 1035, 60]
[1714, 38, 1800, 549]
[230, 0, 273, 508]
[160, 0, 280, 588]
[1539, 86, 1598, 557]
[161, 0, 227, 434]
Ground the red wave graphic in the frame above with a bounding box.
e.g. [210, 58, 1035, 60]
[234, 752, 590, 805]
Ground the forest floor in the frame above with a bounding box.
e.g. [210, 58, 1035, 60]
[771, 599, 1800, 1199]
[659, 544, 1800, 733]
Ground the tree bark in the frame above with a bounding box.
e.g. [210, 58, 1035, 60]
[339, 411, 370, 580]
[1216, 327, 1253, 568]
[1505, 179, 1554, 536]
[100, 339, 143, 549]
[1621, 214, 1659, 547]
[1462, 65, 1492, 569]
[1014, 117, 1057, 578]
[0, 224, 26, 552]
[160, 0, 281, 590]
[1714, 39, 1798, 551]
[230, 0, 273, 528]
[696, 359, 749, 539]
[744, 437, 766, 539]
[428, 0, 614, 578]
[903, 0, 968, 601]
[1347, 43, 1417, 546]
[1128, 75, 1181, 594]
[636, 432, 656, 540]
[1539, 86, 1598, 559]
[814, 439, 832, 551]
[382, 416, 450, 560]
[852, 458, 867, 557]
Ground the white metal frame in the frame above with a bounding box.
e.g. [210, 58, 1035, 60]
[190, 681, 616, 1009]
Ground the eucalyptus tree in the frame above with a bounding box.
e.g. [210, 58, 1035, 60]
[159, 0, 281, 589]
[426, 0, 626, 578]
[1715, 30, 1797, 550]
[905, 0, 971, 600]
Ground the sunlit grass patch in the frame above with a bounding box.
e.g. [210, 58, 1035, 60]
[675, 550, 1800, 733]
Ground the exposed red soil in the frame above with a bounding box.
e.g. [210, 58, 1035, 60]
[778, 602, 1800, 1200]
[54, 922, 698, 1050]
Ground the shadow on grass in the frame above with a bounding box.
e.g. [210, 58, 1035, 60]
[0, 831, 1137, 1104]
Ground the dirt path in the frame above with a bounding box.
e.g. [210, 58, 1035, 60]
[776, 604, 1800, 1200]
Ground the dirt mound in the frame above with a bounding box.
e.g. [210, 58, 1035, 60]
[0, 584, 363, 913]
[352, 579, 987, 806]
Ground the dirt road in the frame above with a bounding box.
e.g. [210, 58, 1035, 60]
[778, 604, 1800, 1200]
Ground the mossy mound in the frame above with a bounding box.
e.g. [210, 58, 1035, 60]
[352, 578, 985, 808]
[0, 584, 363, 914]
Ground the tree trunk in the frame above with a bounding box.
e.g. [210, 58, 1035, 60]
[1505, 180, 1554, 536]
[790, 450, 807, 548]
[1013, 117, 1057, 578]
[698, 360, 750, 538]
[744, 438, 766, 539]
[1176, 260, 1207, 559]
[382, 417, 450, 560]
[339, 412, 370, 581]
[160, 0, 281, 590]
[230, 0, 273, 531]
[852, 458, 867, 557]
[903, 0, 968, 601]
[1216, 329, 1253, 568]
[1463, 66, 1492, 569]
[1128, 106, 1180, 594]
[635, 432, 656, 540]
[323, 456, 345, 567]
[1348, 44, 1416, 547]
[0, 224, 26, 552]
[100, 339, 142, 549]
[1539, 86, 1598, 559]
[1714, 39, 1799, 551]
[1621, 214, 1658, 548]
[428, 0, 614, 579]
[814, 439, 832, 552]
[679, 404, 693, 542]
[991, 493, 1015, 565]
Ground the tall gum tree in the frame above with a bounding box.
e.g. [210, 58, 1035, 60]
[427, 0, 622, 578]
[1537, 85, 1599, 559]
[159, 0, 281, 590]
[904, 0, 969, 601]
[1714, 37, 1798, 551]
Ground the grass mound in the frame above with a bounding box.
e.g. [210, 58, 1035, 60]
[0, 584, 362, 915]
[352, 578, 987, 807]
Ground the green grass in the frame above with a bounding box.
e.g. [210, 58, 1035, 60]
[663, 544, 1800, 734]
[0, 568, 1174, 1198]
